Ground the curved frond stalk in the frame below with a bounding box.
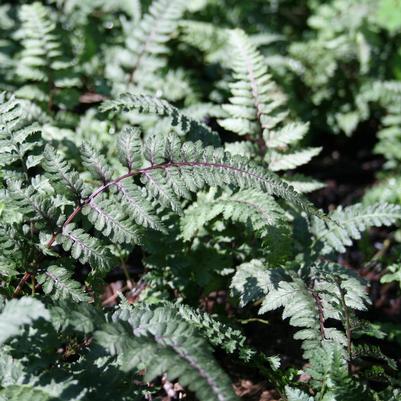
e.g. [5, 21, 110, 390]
[47, 133, 323, 250]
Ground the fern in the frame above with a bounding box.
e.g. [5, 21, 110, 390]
[0, 94, 42, 177]
[37, 265, 90, 302]
[218, 29, 321, 175]
[175, 303, 255, 360]
[57, 224, 113, 273]
[181, 188, 286, 240]
[101, 92, 220, 145]
[106, 0, 186, 94]
[312, 203, 401, 253]
[14, 2, 80, 111]
[1, 2, 400, 398]
[99, 305, 239, 401]
[231, 260, 369, 359]
[0, 298, 238, 401]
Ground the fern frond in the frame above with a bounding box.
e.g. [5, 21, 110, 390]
[6, 180, 57, 227]
[218, 29, 320, 171]
[181, 188, 285, 240]
[179, 20, 229, 63]
[268, 147, 322, 172]
[284, 174, 325, 194]
[313, 203, 401, 253]
[42, 145, 84, 198]
[176, 303, 255, 360]
[106, 0, 186, 92]
[0, 385, 62, 401]
[16, 3, 59, 83]
[117, 127, 142, 171]
[15, 3, 79, 108]
[80, 142, 113, 183]
[218, 29, 286, 140]
[265, 122, 310, 149]
[0, 297, 50, 345]
[82, 195, 142, 244]
[96, 305, 238, 401]
[115, 180, 164, 232]
[0, 95, 41, 172]
[57, 224, 113, 272]
[127, 0, 185, 81]
[307, 343, 371, 401]
[285, 387, 314, 401]
[231, 260, 367, 358]
[101, 93, 220, 145]
[37, 265, 89, 302]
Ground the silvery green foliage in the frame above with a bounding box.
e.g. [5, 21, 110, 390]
[231, 260, 369, 359]
[106, 0, 187, 96]
[0, 298, 238, 401]
[0, 1, 400, 397]
[219, 30, 321, 168]
[0, 82, 398, 400]
[312, 203, 401, 253]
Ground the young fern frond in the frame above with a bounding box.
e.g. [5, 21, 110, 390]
[15, 2, 79, 109]
[218, 29, 321, 172]
[107, 0, 186, 92]
[101, 92, 220, 145]
[312, 203, 401, 253]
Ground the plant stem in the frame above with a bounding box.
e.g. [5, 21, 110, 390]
[13, 272, 32, 298]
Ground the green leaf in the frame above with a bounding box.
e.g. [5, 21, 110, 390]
[0, 297, 50, 345]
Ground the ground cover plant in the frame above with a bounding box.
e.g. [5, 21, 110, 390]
[1, 1, 401, 400]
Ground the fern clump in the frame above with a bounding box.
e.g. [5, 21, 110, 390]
[1, 0, 401, 399]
